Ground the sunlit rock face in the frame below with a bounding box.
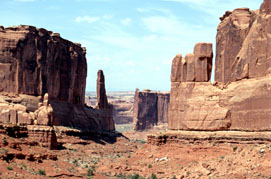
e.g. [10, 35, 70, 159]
[168, 0, 271, 131]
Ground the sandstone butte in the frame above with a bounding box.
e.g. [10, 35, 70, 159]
[133, 89, 169, 131]
[0, 25, 114, 149]
[168, 0, 271, 132]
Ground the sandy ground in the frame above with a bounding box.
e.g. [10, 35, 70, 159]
[1, 128, 271, 179]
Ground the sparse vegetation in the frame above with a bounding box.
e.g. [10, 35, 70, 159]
[3, 137, 8, 145]
[38, 169, 46, 176]
[21, 162, 27, 169]
[150, 173, 158, 179]
[7, 166, 13, 170]
[131, 173, 140, 179]
[117, 173, 145, 179]
[233, 146, 238, 152]
[148, 164, 152, 168]
[171, 176, 177, 179]
[135, 139, 146, 144]
[87, 166, 95, 176]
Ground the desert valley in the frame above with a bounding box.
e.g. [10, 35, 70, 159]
[1, 0, 271, 178]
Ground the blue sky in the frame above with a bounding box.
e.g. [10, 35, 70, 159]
[0, 0, 263, 91]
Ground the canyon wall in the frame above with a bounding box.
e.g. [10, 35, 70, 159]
[215, 0, 271, 83]
[168, 0, 271, 131]
[133, 89, 169, 131]
[0, 25, 114, 132]
[0, 25, 86, 104]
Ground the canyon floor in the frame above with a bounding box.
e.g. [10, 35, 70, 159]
[1, 125, 271, 179]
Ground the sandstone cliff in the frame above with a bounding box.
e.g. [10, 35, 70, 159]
[133, 89, 169, 131]
[0, 25, 114, 132]
[169, 0, 271, 131]
[0, 25, 86, 104]
[215, 0, 271, 83]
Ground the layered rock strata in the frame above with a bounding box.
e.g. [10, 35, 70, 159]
[215, 0, 271, 83]
[133, 89, 170, 131]
[168, 0, 271, 131]
[27, 125, 58, 150]
[0, 25, 86, 104]
[0, 25, 114, 132]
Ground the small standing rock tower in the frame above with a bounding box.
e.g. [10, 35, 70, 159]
[96, 70, 109, 109]
[95, 70, 115, 131]
[34, 93, 54, 126]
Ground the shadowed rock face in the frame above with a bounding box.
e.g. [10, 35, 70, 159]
[96, 70, 109, 109]
[0, 25, 86, 105]
[95, 70, 115, 131]
[0, 25, 115, 132]
[169, 0, 271, 131]
[133, 89, 169, 131]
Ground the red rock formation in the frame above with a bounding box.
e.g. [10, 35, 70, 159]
[215, 0, 271, 83]
[157, 93, 170, 125]
[95, 70, 115, 131]
[0, 25, 86, 105]
[0, 25, 114, 132]
[96, 70, 109, 109]
[168, 0, 271, 131]
[27, 125, 58, 150]
[171, 43, 213, 82]
[133, 89, 169, 131]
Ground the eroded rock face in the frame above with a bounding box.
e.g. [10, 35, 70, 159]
[169, 77, 271, 131]
[0, 25, 115, 132]
[96, 70, 109, 109]
[95, 70, 115, 131]
[133, 89, 169, 131]
[215, 0, 271, 83]
[27, 125, 58, 150]
[34, 93, 54, 126]
[0, 25, 86, 104]
[169, 0, 271, 131]
[171, 43, 213, 82]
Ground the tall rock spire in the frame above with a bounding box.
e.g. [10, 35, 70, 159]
[96, 70, 109, 109]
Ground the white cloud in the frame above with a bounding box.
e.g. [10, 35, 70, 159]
[120, 18, 132, 26]
[163, 0, 262, 16]
[102, 14, 113, 20]
[125, 61, 135, 67]
[142, 16, 184, 35]
[75, 16, 100, 23]
[75, 14, 112, 24]
[75, 16, 99, 23]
